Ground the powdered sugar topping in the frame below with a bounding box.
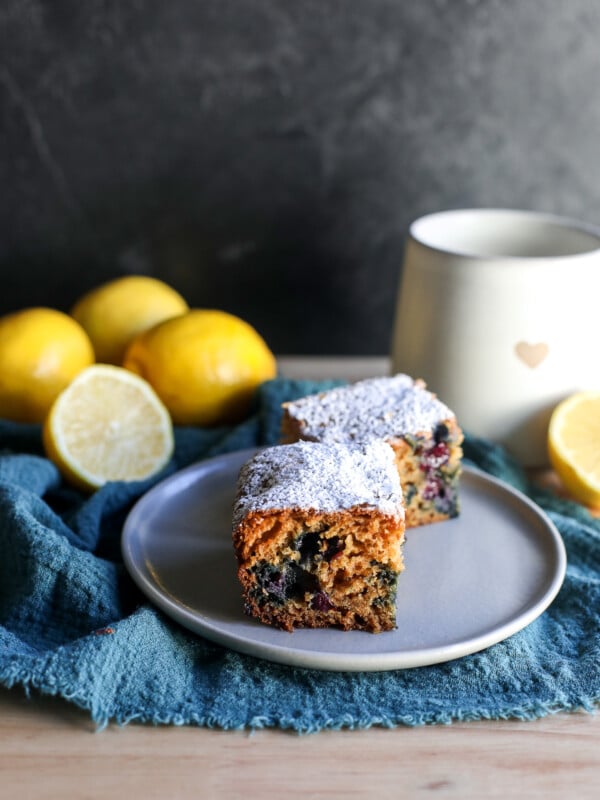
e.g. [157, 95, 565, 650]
[233, 440, 403, 527]
[284, 374, 454, 443]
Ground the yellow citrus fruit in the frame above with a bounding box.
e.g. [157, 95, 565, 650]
[0, 307, 95, 423]
[43, 364, 174, 491]
[548, 391, 600, 507]
[123, 309, 277, 426]
[71, 275, 189, 364]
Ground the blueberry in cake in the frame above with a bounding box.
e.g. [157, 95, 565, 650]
[232, 440, 405, 632]
[280, 375, 463, 528]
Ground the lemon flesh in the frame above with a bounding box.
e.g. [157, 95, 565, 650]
[548, 391, 600, 508]
[0, 307, 95, 423]
[44, 364, 174, 491]
[71, 275, 189, 364]
[123, 309, 277, 426]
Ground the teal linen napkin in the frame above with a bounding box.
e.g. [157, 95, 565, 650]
[1, 378, 599, 730]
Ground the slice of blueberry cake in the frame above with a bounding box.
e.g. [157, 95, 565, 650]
[232, 440, 405, 633]
[281, 374, 463, 528]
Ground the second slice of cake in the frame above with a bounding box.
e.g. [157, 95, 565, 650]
[281, 374, 463, 528]
[232, 440, 405, 633]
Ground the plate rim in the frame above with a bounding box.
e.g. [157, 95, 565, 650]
[121, 449, 567, 672]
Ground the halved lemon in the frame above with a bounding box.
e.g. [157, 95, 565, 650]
[548, 391, 600, 508]
[43, 364, 174, 491]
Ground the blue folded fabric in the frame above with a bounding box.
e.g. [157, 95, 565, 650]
[1, 378, 599, 731]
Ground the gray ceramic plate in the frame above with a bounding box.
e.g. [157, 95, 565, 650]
[121, 448, 566, 672]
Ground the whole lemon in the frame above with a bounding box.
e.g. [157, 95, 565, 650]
[0, 307, 95, 423]
[71, 275, 189, 364]
[123, 309, 277, 426]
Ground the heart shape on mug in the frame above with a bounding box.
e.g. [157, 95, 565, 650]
[514, 341, 549, 368]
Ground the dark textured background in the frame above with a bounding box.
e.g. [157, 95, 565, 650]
[1, 0, 600, 354]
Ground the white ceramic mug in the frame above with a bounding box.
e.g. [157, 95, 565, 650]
[390, 208, 600, 466]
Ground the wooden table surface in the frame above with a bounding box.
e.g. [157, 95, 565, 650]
[1, 357, 598, 800]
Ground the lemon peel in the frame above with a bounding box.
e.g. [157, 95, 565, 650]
[0, 307, 94, 423]
[71, 275, 188, 364]
[123, 309, 276, 426]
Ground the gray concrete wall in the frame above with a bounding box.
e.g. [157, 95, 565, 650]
[1, 0, 599, 354]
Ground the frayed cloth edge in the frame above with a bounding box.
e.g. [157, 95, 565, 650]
[2, 669, 598, 734]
